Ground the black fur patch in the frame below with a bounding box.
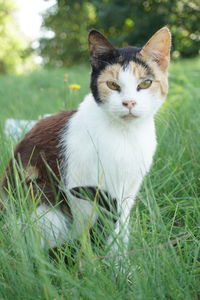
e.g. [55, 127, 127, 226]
[69, 186, 117, 217]
[70, 186, 119, 250]
[90, 50, 119, 103]
[90, 46, 154, 104]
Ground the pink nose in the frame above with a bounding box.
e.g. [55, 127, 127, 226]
[122, 100, 136, 110]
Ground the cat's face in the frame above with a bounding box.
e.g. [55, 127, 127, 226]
[89, 27, 171, 121]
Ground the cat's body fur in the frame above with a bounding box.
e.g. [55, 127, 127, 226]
[63, 93, 156, 246]
[2, 27, 171, 252]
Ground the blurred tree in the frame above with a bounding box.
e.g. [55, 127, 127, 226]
[91, 0, 200, 58]
[40, 0, 200, 66]
[39, 0, 96, 67]
[0, 0, 31, 74]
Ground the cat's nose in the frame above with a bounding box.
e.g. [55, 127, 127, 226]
[122, 100, 136, 110]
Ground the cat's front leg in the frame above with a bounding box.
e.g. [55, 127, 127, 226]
[104, 199, 133, 275]
[107, 181, 142, 269]
[107, 197, 133, 255]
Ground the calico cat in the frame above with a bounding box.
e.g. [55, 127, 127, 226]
[2, 27, 171, 252]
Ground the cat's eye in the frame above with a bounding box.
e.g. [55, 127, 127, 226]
[106, 81, 120, 91]
[137, 79, 152, 91]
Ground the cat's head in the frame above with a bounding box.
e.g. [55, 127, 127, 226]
[89, 27, 171, 121]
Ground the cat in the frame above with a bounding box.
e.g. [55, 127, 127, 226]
[2, 27, 171, 254]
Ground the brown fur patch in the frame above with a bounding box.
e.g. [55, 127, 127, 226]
[2, 110, 76, 215]
[97, 64, 122, 99]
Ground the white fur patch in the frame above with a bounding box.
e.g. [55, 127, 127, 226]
[33, 204, 71, 248]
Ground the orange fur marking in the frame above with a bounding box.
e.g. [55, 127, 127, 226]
[97, 64, 122, 99]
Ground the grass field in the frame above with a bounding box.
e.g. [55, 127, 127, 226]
[0, 59, 200, 299]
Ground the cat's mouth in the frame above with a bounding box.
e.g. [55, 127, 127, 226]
[121, 112, 139, 119]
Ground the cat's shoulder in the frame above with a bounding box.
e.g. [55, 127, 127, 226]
[22, 110, 76, 142]
[28, 110, 76, 135]
[12, 110, 76, 162]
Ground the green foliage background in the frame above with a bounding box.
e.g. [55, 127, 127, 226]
[39, 0, 200, 67]
[1, 0, 199, 73]
[0, 0, 31, 74]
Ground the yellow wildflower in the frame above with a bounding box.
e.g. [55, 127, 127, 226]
[69, 84, 81, 90]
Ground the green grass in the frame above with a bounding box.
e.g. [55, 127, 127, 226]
[0, 59, 200, 299]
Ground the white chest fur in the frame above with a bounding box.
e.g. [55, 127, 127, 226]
[62, 94, 156, 202]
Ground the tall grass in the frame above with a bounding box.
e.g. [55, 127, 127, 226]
[0, 59, 200, 299]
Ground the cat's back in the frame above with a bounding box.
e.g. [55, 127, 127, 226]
[16, 110, 76, 158]
[2, 110, 76, 199]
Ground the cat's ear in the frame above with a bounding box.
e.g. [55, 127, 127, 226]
[88, 30, 116, 66]
[140, 27, 171, 71]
